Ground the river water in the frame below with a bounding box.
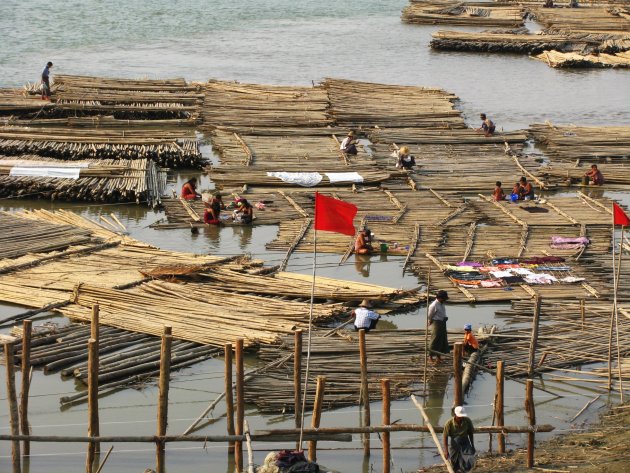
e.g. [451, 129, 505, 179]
[1, 0, 628, 471]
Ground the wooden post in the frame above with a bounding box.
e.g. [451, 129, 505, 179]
[525, 379, 536, 469]
[224, 343, 235, 454]
[4, 342, 21, 473]
[358, 329, 371, 456]
[580, 299, 585, 331]
[527, 296, 542, 378]
[91, 303, 99, 344]
[19, 320, 32, 456]
[453, 342, 463, 407]
[294, 329, 303, 434]
[156, 327, 172, 473]
[308, 376, 326, 462]
[423, 270, 431, 394]
[381, 379, 391, 473]
[86, 338, 100, 473]
[496, 360, 505, 454]
[235, 338, 244, 473]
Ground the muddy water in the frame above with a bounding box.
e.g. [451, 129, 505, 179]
[1, 0, 629, 471]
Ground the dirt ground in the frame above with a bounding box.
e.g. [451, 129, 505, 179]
[421, 404, 630, 473]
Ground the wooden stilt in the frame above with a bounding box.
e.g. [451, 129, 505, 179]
[224, 343, 235, 454]
[235, 338, 244, 473]
[156, 327, 172, 473]
[86, 339, 99, 473]
[381, 379, 391, 473]
[308, 376, 326, 462]
[4, 342, 21, 473]
[19, 320, 32, 457]
[358, 329, 370, 457]
[527, 297, 542, 378]
[525, 379, 536, 468]
[453, 342, 463, 407]
[496, 360, 505, 454]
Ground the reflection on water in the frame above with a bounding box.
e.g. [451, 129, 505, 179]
[354, 255, 371, 278]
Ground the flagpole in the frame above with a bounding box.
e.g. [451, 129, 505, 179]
[607, 205, 616, 391]
[614, 225, 625, 401]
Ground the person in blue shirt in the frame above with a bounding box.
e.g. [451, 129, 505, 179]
[41, 62, 53, 100]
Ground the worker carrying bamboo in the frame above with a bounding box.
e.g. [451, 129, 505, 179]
[352, 299, 381, 332]
[443, 406, 476, 472]
[395, 146, 416, 170]
[340, 131, 358, 155]
[428, 290, 449, 364]
[181, 177, 201, 200]
[584, 164, 604, 186]
[203, 192, 225, 225]
[355, 226, 374, 255]
[476, 113, 495, 137]
[462, 323, 479, 355]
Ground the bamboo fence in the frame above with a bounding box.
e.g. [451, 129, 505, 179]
[402, 1, 525, 27]
[0, 156, 166, 206]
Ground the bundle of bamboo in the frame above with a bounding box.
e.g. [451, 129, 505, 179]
[0, 156, 166, 206]
[0, 125, 202, 168]
[402, 1, 525, 27]
[200, 81, 331, 130]
[324, 78, 464, 129]
[534, 49, 630, 68]
[531, 6, 630, 34]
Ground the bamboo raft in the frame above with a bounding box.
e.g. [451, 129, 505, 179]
[541, 162, 630, 187]
[0, 88, 56, 116]
[534, 49, 630, 67]
[0, 156, 166, 206]
[531, 6, 630, 35]
[402, 1, 525, 27]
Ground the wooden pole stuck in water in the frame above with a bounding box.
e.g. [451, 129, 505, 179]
[423, 270, 431, 394]
[453, 342, 463, 407]
[308, 376, 326, 462]
[19, 320, 32, 457]
[525, 379, 536, 468]
[527, 297, 542, 378]
[86, 338, 100, 473]
[156, 326, 172, 473]
[496, 360, 505, 454]
[224, 343, 235, 454]
[235, 338, 244, 473]
[381, 379, 391, 473]
[4, 342, 21, 473]
[358, 329, 370, 457]
[294, 328, 303, 449]
[91, 303, 100, 344]
[90, 304, 100, 456]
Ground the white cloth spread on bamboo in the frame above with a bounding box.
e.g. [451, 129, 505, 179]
[325, 172, 364, 183]
[266, 172, 322, 187]
[9, 166, 86, 179]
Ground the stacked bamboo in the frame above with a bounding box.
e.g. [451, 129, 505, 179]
[529, 124, 630, 163]
[0, 156, 166, 206]
[324, 79, 464, 129]
[541, 162, 630, 187]
[0, 88, 55, 115]
[0, 125, 202, 168]
[402, 1, 525, 27]
[534, 49, 630, 68]
[201, 81, 331, 130]
[244, 329, 454, 413]
[531, 6, 630, 34]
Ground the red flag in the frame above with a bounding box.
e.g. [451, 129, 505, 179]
[613, 203, 630, 226]
[314, 192, 358, 236]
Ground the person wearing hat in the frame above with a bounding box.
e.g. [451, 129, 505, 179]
[355, 227, 374, 255]
[443, 405, 476, 472]
[395, 146, 416, 171]
[340, 131, 358, 155]
[203, 192, 225, 225]
[428, 290, 449, 364]
[352, 299, 381, 332]
[462, 324, 479, 356]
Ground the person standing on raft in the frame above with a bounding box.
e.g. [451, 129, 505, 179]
[41, 61, 53, 100]
[443, 406, 476, 472]
[428, 290, 449, 364]
[355, 227, 374, 255]
[340, 131, 359, 155]
[476, 113, 495, 137]
[181, 177, 201, 200]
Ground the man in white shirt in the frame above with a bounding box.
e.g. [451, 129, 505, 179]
[340, 131, 358, 155]
[353, 299, 380, 332]
[428, 290, 449, 364]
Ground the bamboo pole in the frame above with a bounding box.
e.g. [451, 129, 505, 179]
[90, 304, 100, 457]
[308, 376, 326, 462]
[294, 329, 303, 439]
[94, 446, 114, 473]
[4, 342, 21, 473]
[527, 297, 542, 378]
[381, 379, 391, 473]
[411, 395, 455, 473]
[453, 342, 463, 407]
[423, 270, 431, 393]
[235, 338, 244, 473]
[525, 379, 536, 469]
[19, 320, 32, 457]
[496, 360, 505, 454]
[156, 327, 172, 473]
[359, 329, 370, 457]
[86, 338, 99, 473]
[224, 343, 235, 454]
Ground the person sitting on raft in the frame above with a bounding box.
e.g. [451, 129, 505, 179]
[203, 192, 225, 225]
[584, 164, 604, 186]
[492, 181, 505, 201]
[355, 227, 373, 255]
[463, 323, 479, 355]
[476, 113, 496, 137]
[232, 198, 254, 224]
[395, 146, 416, 170]
[340, 131, 358, 155]
[181, 177, 201, 200]
[352, 299, 381, 332]
[519, 176, 535, 200]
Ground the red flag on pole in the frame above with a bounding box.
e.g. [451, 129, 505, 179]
[314, 192, 358, 236]
[613, 203, 630, 226]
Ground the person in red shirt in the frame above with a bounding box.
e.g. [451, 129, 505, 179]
[584, 164, 604, 186]
[492, 181, 505, 201]
[181, 177, 201, 200]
